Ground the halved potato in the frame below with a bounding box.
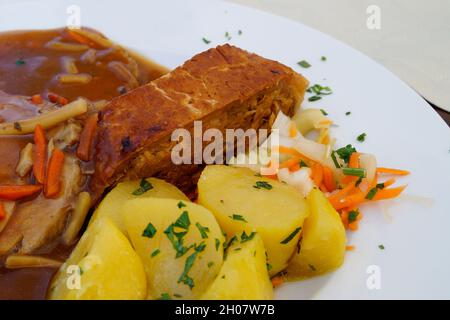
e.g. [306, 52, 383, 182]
[201, 232, 273, 300]
[90, 177, 189, 233]
[48, 218, 146, 300]
[198, 165, 309, 275]
[122, 198, 224, 299]
[287, 188, 346, 280]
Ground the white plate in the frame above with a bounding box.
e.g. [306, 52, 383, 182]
[1, 0, 450, 300]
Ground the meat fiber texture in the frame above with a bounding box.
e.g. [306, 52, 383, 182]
[92, 44, 308, 199]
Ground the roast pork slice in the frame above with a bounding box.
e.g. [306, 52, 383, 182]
[92, 44, 308, 198]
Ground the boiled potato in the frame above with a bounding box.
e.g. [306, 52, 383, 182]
[198, 165, 309, 276]
[90, 177, 189, 233]
[123, 198, 224, 300]
[201, 232, 273, 300]
[287, 188, 346, 279]
[49, 218, 146, 300]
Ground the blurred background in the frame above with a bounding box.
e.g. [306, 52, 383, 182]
[226, 0, 450, 125]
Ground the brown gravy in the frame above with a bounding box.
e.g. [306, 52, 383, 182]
[0, 27, 167, 300]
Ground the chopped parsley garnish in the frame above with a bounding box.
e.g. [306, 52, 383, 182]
[300, 160, 309, 168]
[330, 151, 341, 169]
[335, 144, 356, 164]
[308, 264, 316, 271]
[238, 30, 243, 35]
[174, 211, 190, 229]
[320, 109, 328, 116]
[195, 222, 210, 239]
[266, 263, 273, 271]
[225, 31, 231, 40]
[307, 84, 333, 95]
[366, 187, 378, 200]
[177, 201, 187, 209]
[376, 183, 385, 189]
[15, 59, 26, 66]
[164, 223, 192, 258]
[234, 247, 242, 251]
[240, 231, 256, 243]
[142, 223, 157, 238]
[195, 242, 207, 253]
[378, 244, 385, 250]
[158, 293, 171, 300]
[280, 227, 302, 244]
[215, 238, 221, 251]
[132, 179, 153, 195]
[229, 214, 247, 222]
[224, 235, 238, 251]
[173, 293, 182, 298]
[297, 60, 311, 68]
[342, 167, 366, 178]
[178, 251, 198, 289]
[308, 95, 322, 102]
[151, 249, 161, 257]
[321, 56, 327, 61]
[202, 37, 211, 44]
[253, 181, 273, 190]
[207, 261, 214, 268]
[355, 176, 363, 186]
[345, 111, 351, 116]
[13, 122, 22, 132]
[348, 210, 360, 224]
[357, 133, 367, 142]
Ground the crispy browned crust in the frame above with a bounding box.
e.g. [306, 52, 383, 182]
[92, 44, 308, 198]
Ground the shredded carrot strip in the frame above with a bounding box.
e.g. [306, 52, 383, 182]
[31, 94, 43, 105]
[0, 185, 43, 201]
[381, 178, 396, 188]
[332, 191, 365, 211]
[279, 157, 301, 169]
[289, 122, 298, 137]
[33, 124, 47, 184]
[328, 182, 355, 204]
[76, 113, 98, 161]
[376, 167, 410, 176]
[271, 276, 285, 288]
[346, 245, 355, 251]
[44, 149, 65, 198]
[348, 152, 360, 169]
[371, 185, 406, 201]
[318, 119, 333, 126]
[311, 163, 323, 187]
[0, 202, 6, 220]
[322, 166, 336, 192]
[289, 163, 300, 172]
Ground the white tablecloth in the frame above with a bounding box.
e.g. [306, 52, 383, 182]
[227, 0, 450, 112]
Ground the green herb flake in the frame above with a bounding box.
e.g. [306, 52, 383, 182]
[297, 60, 311, 68]
[158, 293, 171, 300]
[308, 264, 316, 271]
[174, 211, 190, 229]
[178, 252, 198, 289]
[202, 37, 211, 44]
[132, 179, 153, 195]
[376, 183, 385, 190]
[280, 227, 302, 244]
[207, 261, 214, 268]
[366, 187, 378, 200]
[345, 111, 351, 116]
[225, 31, 231, 40]
[266, 263, 273, 271]
[300, 160, 309, 168]
[173, 293, 182, 298]
[151, 249, 161, 257]
[142, 223, 157, 238]
[177, 201, 187, 209]
[348, 210, 360, 224]
[330, 151, 341, 169]
[215, 238, 220, 251]
[238, 30, 243, 35]
[378, 244, 385, 250]
[308, 95, 322, 102]
[253, 181, 273, 190]
[164, 224, 192, 258]
[234, 247, 242, 251]
[342, 167, 366, 178]
[195, 222, 210, 239]
[229, 214, 247, 222]
[14, 122, 22, 132]
[335, 144, 357, 164]
[309, 84, 333, 96]
[194, 242, 207, 253]
[320, 109, 328, 116]
[15, 59, 26, 66]
[240, 231, 256, 243]
[321, 56, 327, 61]
[357, 133, 367, 142]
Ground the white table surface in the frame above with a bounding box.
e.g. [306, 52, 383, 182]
[227, 0, 450, 112]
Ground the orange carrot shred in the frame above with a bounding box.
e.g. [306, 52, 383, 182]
[371, 185, 406, 201]
[44, 149, 65, 198]
[0, 202, 6, 220]
[31, 94, 43, 105]
[376, 167, 410, 176]
[271, 276, 285, 288]
[322, 166, 336, 192]
[346, 245, 355, 251]
[33, 124, 47, 184]
[311, 163, 324, 187]
[348, 152, 360, 169]
[0, 185, 43, 201]
[76, 113, 98, 161]
[289, 122, 298, 138]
